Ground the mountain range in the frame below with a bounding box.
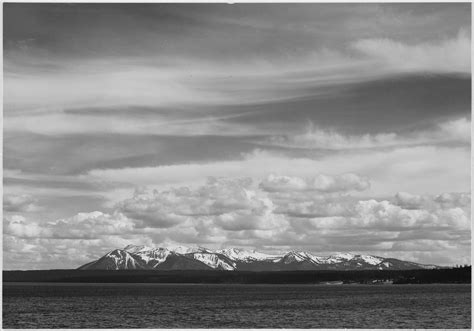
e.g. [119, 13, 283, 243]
[78, 245, 438, 271]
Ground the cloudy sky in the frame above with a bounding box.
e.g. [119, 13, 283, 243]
[3, 3, 471, 270]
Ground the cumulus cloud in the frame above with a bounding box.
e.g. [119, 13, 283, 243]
[85, 144, 470, 201]
[394, 192, 424, 210]
[3, 234, 148, 270]
[3, 173, 470, 267]
[438, 117, 471, 143]
[46, 211, 135, 239]
[346, 193, 471, 232]
[260, 173, 370, 193]
[352, 199, 468, 230]
[215, 208, 284, 232]
[4, 211, 137, 241]
[434, 192, 471, 209]
[3, 194, 41, 212]
[393, 191, 472, 216]
[4, 215, 51, 238]
[281, 200, 354, 218]
[118, 191, 188, 229]
[116, 177, 281, 232]
[351, 29, 470, 74]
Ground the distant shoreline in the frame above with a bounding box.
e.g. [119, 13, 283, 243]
[4, 266, 470, 284]
[4, 282, 470, 286]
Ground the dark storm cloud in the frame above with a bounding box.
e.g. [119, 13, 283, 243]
[4, 3, 470, 60]
[4, 132, 264, 175]
[221, 74, 471, 134]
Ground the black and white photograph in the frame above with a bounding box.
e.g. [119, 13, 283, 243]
[2, 2, 472, 329]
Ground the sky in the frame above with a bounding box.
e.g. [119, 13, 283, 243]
[3, 3, 471, 270]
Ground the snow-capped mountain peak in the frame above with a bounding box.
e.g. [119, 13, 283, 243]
[278, 251, 307, 264]
[78, 245, 436, 271]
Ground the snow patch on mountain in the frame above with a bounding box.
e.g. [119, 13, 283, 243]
[382, 262, 392, 268]
[136, 249, 171, 267]
[123, 245, 172, 267]
[101, 249, 145, 270]
[358, 255, 384, 265]
[192, 253, 235, 270]
[303, 252, 326, 264]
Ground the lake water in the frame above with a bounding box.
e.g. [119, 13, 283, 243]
[2, 283, 471, 328]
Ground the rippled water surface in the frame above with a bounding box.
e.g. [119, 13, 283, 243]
[3, 283, 471, 328]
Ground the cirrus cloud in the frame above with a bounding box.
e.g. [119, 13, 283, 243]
[351, 29, 470, 74]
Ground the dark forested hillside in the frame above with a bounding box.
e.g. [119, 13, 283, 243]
[3, 266, 471, 284]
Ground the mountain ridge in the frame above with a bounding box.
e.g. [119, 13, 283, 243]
[78, 245, 439, 271]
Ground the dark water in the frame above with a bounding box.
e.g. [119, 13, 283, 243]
[2, 283, 471, 328]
